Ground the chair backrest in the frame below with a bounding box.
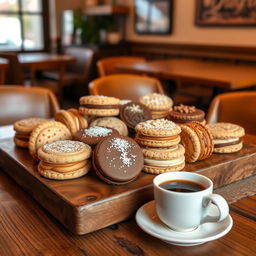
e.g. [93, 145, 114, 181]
[0, 53, 24, 84]
[97, 56, 145, 77]
[65, 47, 95, 79]
[89, 74, 165, 101]
[0, 86, 60, 126]
[206, 91, 256, 135]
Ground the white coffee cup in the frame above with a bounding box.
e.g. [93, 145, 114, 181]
[153, 172, 229, 232]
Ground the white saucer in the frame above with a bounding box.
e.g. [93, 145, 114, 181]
[135, 200, 233, 246]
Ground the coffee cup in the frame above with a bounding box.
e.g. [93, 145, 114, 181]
[153, 171, 229, 232]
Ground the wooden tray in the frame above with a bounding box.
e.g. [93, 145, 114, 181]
[0, 138, 256, 235]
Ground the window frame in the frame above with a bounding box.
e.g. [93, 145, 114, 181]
[0, 0, 49, 52]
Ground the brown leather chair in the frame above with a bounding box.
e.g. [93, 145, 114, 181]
[0, 86, 60, 126]
[0, 53, 24, 84]
[206, 91, 256, 135]
[97, 56, 145, 77]
[89, 74, 165, 101]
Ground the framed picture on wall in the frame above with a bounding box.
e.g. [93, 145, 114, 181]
[195, 0, 256, 26]
[134, 0, 173, 34]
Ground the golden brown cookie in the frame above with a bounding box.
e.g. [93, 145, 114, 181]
[38, 140, 92, 163]
[135, 119, 181, 148]
[79, 95, 120, 117]
[142, 144, 185, 174]
[90, 117, 128, 136]
[206, 122, 245, 153]
[13, 118, 48, 148]
[28, 121, 72, 160]
[55, 109, 88, 137]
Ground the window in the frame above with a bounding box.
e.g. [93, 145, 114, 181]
[0, 0, 48, 51]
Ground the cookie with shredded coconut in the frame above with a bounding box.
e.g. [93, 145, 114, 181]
[93, 135, 143, 185]
[120, 102, 152, 133]
[74, 126, 119, 147]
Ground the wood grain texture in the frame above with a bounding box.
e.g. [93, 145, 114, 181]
[0, 138, 256, 235]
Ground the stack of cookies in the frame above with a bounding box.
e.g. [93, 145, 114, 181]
[38, 140, 92, 180]
[139, 93, 173, 119]
[135, 119, 185, 174]
[168, 104, 205, 125]
[13, 118, 47, 148]
[180, 122, 213, 163]
[206, 122, 245, 153]
[55, 109, 88, 137]
[79, 95, 120, 117]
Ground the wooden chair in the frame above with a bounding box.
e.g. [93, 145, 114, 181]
[0, 86, 60, 126]
[0, 53, 24, 84]
[97, 56, 145, 77]
[206, 91, 256, 135]
[89, 74, 165, 101]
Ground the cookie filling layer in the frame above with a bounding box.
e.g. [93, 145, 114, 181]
[137, 134, 179, 141]
[81, 104, 119, 109]
[144, 156, 185, 167]
[214, 138, 242, 148]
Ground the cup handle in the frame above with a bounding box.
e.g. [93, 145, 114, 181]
[201, 194, 229, 224]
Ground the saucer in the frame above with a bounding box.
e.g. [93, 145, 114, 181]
[135, 200, 233, 246]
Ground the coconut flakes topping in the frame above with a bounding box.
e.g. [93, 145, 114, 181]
[43, 140, 86, 153]
[142, 93, 172, 105]
[108, 138, 136, 168]
[126, 104, 143, 113]
[139, 119, 179, 130]
[84, 126, 112, 137]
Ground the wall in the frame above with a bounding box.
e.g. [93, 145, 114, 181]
[125, 0, 256, 47]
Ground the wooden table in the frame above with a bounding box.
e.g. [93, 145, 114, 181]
[0, 126, 255, 256]
[117, 58, 256, 91]
[0, 57, 8, 84]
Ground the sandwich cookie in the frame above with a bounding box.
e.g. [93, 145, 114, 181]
[29, 121, 72, 160]
[168, 104, 205, 125]
[55, 108, 88, 137]
[180, 122, 213, 163]
[13, 118, 48, 148]
[79, 95, 120, 117]
[135, 119, 181, 148]
[90, 116, 128, 136]
[74, 126, 119, 147]
[142, 144, 185, 174]
[139, 93, 173, 119]
[38, 140, 92, 180]
[206, 122, 245, 153]
[120, 102, 152, 133]
[93, 135, 144, 185]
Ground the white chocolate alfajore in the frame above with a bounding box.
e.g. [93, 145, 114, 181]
[144, 156, 185, 167]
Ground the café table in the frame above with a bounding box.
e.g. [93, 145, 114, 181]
[117, 58, 256, 94]
[0, 57, 8, 84]
[0, 125, 255, 256]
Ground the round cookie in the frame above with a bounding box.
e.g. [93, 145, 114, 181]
[28, 121, 72, 160]
[74, 126, 119, 147]
[180, 122, 213, 163]
[120, 102, 152, 133]
[142, 144, 185, 174]
[79, 95, 120, 117]
[135, 119, 181, 148]
[206, 122, 245, 153]
[13, 118, 48, 148]
[55, 109, 88, 136]
[139, 93, 173, 119]
[168, 104, 205, 124]
[38, 140, 92, 164]
[90, 117, 128, 136]
[93, 135, 144, 185]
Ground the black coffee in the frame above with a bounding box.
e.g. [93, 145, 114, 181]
[159, 179, 205, 193]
